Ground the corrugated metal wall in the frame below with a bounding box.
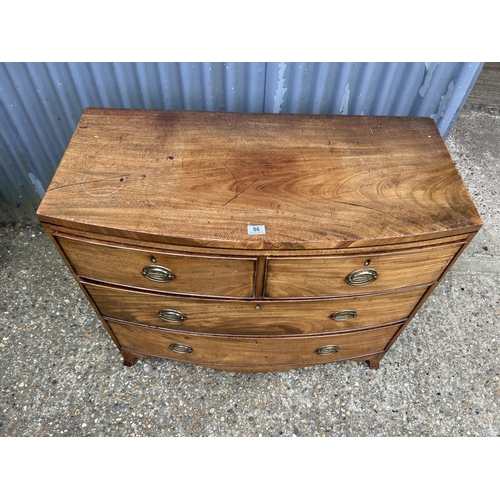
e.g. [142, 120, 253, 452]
[0, 62, 483, 218]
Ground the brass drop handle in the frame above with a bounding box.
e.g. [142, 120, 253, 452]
[330, 310, 357, 321]
[316, 345, 339, 355]
[142, 265, 175, 283]
[169, 343, 193, 354]
[158, 309, 186, 322]
[345, 268, 378, 286]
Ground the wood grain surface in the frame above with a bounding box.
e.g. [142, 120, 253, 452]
[56, 234, 256, 298]
[265, 242, 462, 297]
[108, 320, 400, 368]
[44, 223, 471, 257]
[37, 108, 482, 250]
[119, 348, 387, 371]
[84, 281, 426, 335]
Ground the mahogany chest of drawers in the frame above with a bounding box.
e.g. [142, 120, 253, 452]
[37, 108, 482, 372]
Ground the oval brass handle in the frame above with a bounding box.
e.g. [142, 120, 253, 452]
[169, 343, 193, 354]
[316, 345, 339, 355]
[142, 265, 174, 283]
[158, 309, 186, 322]
[330, 310, 357, 321]
[345, 268, 378, 286]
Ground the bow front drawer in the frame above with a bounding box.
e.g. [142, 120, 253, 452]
[85, 281, 426, 335]
[108, 320, 401, 369]
[265, 242, 462, 298]
[56, 236, 256, 298]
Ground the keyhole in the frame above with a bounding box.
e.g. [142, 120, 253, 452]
[364, 259, 371, 266]
[150, 256, 157, 263]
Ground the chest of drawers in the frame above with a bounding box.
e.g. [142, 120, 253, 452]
[37, 108, 482, 372]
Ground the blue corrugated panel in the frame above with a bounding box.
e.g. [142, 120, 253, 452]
[264, 62, 482, 132]
[0, 62, 483, 217]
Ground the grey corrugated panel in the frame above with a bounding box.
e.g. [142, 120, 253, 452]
[0, 62, 483, 217]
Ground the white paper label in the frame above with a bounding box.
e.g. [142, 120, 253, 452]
[247, 225, 266, 235]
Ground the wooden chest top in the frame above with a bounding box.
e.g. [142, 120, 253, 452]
[37, 108, 482, 250]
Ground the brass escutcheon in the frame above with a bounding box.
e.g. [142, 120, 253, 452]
[141, 265, 174, 283]
[158, 309, 186, 322]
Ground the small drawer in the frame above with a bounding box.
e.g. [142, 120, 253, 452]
[107, 320, 401, 368]
[86, 282, 426, 335]
[265, 242, 462, 297]
[56, 235, 256, 298]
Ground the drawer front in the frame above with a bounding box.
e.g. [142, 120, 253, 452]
[86, 282, 425, 335]
[56, 236, 256, 298]
[265, 243, 462, 297]
[108, 320, 401, 367]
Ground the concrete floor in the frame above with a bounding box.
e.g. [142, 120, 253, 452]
[1, 104, 499, 438]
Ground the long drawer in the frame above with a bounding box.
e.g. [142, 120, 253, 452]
[86, 281, 426, 335]
[56, 235, 256, 298]
[108, 320, 401, 368]
[265, 242, 462, 297]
